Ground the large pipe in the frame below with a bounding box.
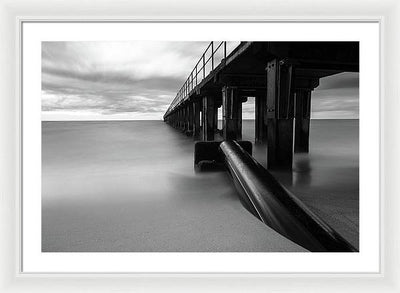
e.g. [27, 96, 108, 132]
[219, 140, 357, 252]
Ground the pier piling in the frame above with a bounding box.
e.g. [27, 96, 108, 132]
[222, 86, 242, 140]
[202, 96, 216, 141]
[266, 59, 295, 169]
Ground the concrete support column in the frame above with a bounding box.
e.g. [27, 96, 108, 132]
[294, 90, 312, 153]
[266, 59, 296, 169]
[214, 104, 219, 133]
[193, 101, 201, 139]
[183, 107, 187, 131]
[179, 109, 183, 129]
[222, 86, 242, 140]
[174, 112, 177, 128]
[201, 96, 216, 141]
[180, 108, 184, 131]
[255, 94, 267, 143]
[183, 106, 188, 132]
[188, 103, 194, 134]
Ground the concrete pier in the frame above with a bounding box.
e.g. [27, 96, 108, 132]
[164, 41, 359, 170]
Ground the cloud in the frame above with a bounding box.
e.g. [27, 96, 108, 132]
[42, 41, 209, 120]
[311, 73, 359, 119]
[315, 72, 359, 90]
[42, 42, 359, 120]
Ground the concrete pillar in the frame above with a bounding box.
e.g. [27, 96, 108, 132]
[183, 107, 187, 131]
[174, 112, 177, 128]
[183, 106, 188, 132]
[193, 101, 201, 139]
[222, 86, 242, 140]
[266, 59, 295, 169]
[180, 108, 184, 131]
[201, 96, 216, 141]
[187, 103, 194, 134]
[255, 94, 267, 143]
[214, 104, 219, 133]
[294, 90, 312, 153]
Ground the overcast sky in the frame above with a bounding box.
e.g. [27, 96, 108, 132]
[42, 41, 359, 121]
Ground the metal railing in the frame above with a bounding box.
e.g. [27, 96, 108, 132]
[164, 41, 238, 117]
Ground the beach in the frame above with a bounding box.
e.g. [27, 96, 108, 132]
[42, 119, 358, 252]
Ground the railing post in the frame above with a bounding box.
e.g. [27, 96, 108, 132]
[195, 65, 198, 86]
[203, 54, 205, 78]
[224, 42, 226, 60]
[211, 42, 214, 70]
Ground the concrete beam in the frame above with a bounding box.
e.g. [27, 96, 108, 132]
[218, 74, 266, 89]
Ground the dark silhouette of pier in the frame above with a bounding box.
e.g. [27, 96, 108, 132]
[163, 41, 359, 169]
[163, 41, 359, 252]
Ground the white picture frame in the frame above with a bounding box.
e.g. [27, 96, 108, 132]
[1, 0, 398, 292]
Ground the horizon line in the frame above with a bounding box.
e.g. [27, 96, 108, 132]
[42, 118, 359, 122]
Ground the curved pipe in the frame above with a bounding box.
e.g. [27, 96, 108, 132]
[219, 140, 357, 252]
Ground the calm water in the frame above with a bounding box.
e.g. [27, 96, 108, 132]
[42, 120, 358, 252]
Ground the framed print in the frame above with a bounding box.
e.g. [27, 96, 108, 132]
[1, 0, 399, 292]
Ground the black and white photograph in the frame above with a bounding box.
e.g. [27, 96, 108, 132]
[3, 0, 399, 289]
[41, 40, 359, 253]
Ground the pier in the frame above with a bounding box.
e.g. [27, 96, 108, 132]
[163, 41, 359, 169]
[164, 41, 359, 252]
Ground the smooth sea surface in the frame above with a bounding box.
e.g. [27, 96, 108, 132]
[42, 119, 358, 252]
